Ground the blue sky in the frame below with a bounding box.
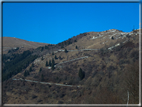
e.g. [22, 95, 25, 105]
[3, 2, 139, 44]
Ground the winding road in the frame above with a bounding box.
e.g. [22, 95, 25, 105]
[12, 78, 81, 88]
[56, 56, 88, 66]
[67, 49, 99, 52]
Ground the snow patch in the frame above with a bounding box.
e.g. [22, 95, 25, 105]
[48, 67, 51, 69]
[108, 46, 115, 50]
[115, 43, 120, 47]
[91, 36, 98, 40]
[58, 49, 65, 52]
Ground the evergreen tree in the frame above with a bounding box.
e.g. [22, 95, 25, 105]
[24, 71, 27, 77]
[59, 56, 62, 60]
[27, 70, 30, 75]
[49, 60, 51, 66]
[55, 55, 57, 59]
[46, 61, 48, 66]
[45, 45, 48, 49]
[64, 41, 67, 45]
[41, 56, 44, 60]
[61, 43, 64, 48]
[51, 58, 55, 70]
[65, 49, 68, 53]
[24, 70, 29, 77]
[32, 63, 34, 67]
[111, 36, 114, 40]
[41, 47, 44, 51]
[39, 67, 42, 72]
[52, 58, 55, 65]
[78, 68, 85, 80]
[29, 66, 32, 72]
[51, 63, 55, 70]
[2, 50, 38, 81]
[41, 74, 44, 81]
[68, 39, 71, 45]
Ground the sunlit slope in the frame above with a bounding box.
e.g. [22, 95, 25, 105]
[2, 37, 49, 54]
[65, 29, 139, 50]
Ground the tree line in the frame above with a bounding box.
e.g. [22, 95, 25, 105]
[2, 50, 38, 81]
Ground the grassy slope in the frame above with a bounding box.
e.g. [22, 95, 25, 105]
[2, 29, 139, 104]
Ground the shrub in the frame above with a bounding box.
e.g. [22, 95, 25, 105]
[78, 68, 85, 80]
[57, 101, 64, 104]
[99, 48, 108, 56]
[130, 50, 139, 60]
[85, 87, 123, 104]
[101, 64, 106, 70]
[32, 94, 37, 99]
[119, 59, 130, 65]
[58, 92, 65, 98]
[107, 65, 116, 71]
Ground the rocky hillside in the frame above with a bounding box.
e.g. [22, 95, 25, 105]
[2, 29, 140, 104]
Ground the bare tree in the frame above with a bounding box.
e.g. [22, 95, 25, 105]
[124, 61, 139, 104]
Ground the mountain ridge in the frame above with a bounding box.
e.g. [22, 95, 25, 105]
[2, 37, 49, 54]
[2, 28, 139, 104]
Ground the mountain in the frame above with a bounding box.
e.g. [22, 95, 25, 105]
[2, 37, 49, 54]
[62, 29, 138, 50]
[2, 29, 139, 104]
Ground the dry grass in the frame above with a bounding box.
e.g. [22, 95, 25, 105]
[2, 29, 140, 104]
[2, 37, 48, 54]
